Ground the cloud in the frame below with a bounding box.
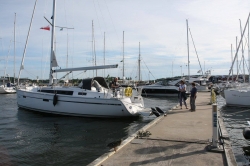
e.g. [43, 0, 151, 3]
[0, 0, 250, 80]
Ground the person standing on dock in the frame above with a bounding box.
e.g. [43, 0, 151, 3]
[190, 82, 197, 111]
[179, 80, 188, 109]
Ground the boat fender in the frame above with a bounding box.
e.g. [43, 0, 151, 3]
[125, 87, 132, 97]
[53, 94, 58, 106]
[155, 107, 164, 114]
[243, 128, 250, 139]
[156, 107, 167, 116]
[149, 107, 160, 117]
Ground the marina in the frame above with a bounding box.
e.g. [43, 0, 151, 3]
[2, 91, 250, 165]
[1, 0, 250, 166]
[89, 92, 235, 166]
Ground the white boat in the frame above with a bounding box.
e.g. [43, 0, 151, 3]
[139, 78, 182, 97]
[223, 13, 250, 107]
[17, 77, 144, 117]
[0, 14, 17, 94]
[224, 86, 250, 107]
[187, 75, 210, 92]
[16, 0, 144, 118]
[0, 78, 16, 94]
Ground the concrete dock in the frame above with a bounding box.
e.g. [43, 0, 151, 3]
[88, 92, 237, 166]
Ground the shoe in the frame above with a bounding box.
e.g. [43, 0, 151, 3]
[181, 107, 182, 109]
[186, 107, 188, 109]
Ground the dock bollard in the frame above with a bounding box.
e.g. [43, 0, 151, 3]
[212, 104, 218, 147]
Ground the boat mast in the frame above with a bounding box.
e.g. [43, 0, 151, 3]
[236, 36, 238, 81]
[66, 33, 69, 83]
[14, 13, 16, 84]
[138, 42, 141, 82]
[123, 31, 125, 81]
[239, 19, 245, 82]
[231, 44, 233, 78]
[186, 19, 190, 82]
[248, 17, 250, 83]
[104, 32, 105, 77]
[49, 0, 56, 85]
[227, 12, 250, 81]
[18, 0, 37, 85]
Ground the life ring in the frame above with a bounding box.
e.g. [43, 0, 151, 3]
[125, 87, 132, 97]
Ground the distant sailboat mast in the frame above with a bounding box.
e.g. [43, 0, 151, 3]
[248, 17, 250, 83]
[103, 32, 105, 77]
[138, 42, 141, 82]
[14, 13, 16, 84]
[227, 12, 250, 81]
[123, 31, 125, 81]
[91, 20, 97, 77]
[186, 19, 190, 82]
[239, 19, 245, 82]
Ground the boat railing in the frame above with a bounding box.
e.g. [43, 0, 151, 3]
[109, 87, 142, 98]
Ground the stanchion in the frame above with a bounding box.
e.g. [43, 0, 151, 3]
[206, 104, 223, 152]
[212, 104, 218, 147]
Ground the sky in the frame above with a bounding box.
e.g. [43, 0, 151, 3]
[0, 0, 250, 81]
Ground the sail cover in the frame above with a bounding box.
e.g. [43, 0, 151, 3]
[52, 51, 58, 67]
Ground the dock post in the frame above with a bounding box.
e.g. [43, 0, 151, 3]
[212, 104, 218, 147]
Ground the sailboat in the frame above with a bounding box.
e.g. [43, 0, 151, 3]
[16, 0, 145, 118]
[224, 13, 250, 107]
[0, 14, 17, 94]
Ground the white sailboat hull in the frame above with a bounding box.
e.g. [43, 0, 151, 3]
[17, 87, 144, 118]
[224, 88, 250, 107]
[0, 86, 16, 94]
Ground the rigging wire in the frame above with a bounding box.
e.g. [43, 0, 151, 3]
[188, 27, 203, 76]
[104, 0, 119, 42]
[142, 59, 156, 80]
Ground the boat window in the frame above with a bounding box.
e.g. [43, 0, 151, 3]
[43, 99, 49, 102]
[78, 92, 87, 95]
[38, 90, 73, 95]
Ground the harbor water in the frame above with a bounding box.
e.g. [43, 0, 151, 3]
[1, 93, 250, 165]
[218, 95, 250, 166]
[0, 94, 178, 166]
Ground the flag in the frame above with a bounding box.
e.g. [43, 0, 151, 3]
[40, 25, 50, 31]
[197, 70, 201, 73]
[60, 28, 63, 31]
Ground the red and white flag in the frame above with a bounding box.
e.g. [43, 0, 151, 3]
[40, 25, 50, 31]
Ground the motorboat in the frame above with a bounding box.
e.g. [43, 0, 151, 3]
[16, 0, 144, 118]
[139, 78, 182, 97]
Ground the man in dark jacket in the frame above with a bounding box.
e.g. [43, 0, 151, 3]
[190, 82, 197, 111]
